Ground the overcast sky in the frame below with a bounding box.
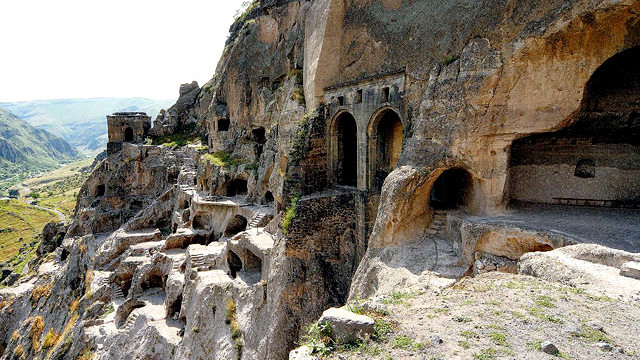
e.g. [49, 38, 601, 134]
[0, 0, 244, 102]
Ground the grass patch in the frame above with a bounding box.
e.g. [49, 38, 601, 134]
[0, 199, 57, 270]
[473, 347, 497, 359]
[43, 328, 61, 349]
[99, 303, 115, 319]
[225, 299, 243, 359]
[281, 195, 300, 234]
[381, 289, 420, 305]
[578, 325, 611, 343]
[535, 295, 556, 308]
[392, 335, 425, 351]
[527, 306, 563, 323]
[489, 332, 508, 347]
[150, 122, 202, 148]
[301, 321, 334, 355]
[201, 151, 245, 168]
[29, 316, 45, 352]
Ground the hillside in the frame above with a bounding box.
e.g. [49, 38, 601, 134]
[0, 98, 174, 154]
[0, 108, 81, 194]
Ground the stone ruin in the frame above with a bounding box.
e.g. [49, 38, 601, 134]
[107, 112, 151, 155]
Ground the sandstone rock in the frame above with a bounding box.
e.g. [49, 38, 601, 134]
[620, 262, 640, 280]
[317, 307, 374, 344]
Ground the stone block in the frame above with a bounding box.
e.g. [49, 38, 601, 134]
[620, 262, 640, 280]
[318, 307, 374, 344]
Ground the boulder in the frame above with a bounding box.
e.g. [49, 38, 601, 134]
[288, 346, 317, 360]
[620, 262, 640, 280]
[317, 307, 374, 344]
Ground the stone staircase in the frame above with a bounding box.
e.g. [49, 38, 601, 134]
[248, 212, 267, 228]
[122, 312, 139, 331]
[112, 284, 125, 300]
[190, 253, 215, 271]
[426, 211, 447, 236]
[172, 259, 184, 273]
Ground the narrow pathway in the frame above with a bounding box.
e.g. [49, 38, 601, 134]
[23, 199, 66, 222]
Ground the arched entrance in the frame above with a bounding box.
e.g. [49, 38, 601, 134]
[369, 108, 403, 191]
[124, 127, 134, 142]
[227, 251, 242, 278]
[331, 112, 358, 187]
[430, 168, 473, 210]
[508, 46, 640, 207]
[227, 179, 248, 197]
[224, 215, 248, 237]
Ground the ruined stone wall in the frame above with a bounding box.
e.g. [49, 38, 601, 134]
[509, 140, 640, 204]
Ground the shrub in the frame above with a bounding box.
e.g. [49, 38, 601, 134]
[42, 328, 61, 348]
[29, 316, 45, 351]
[31, 282, 53, 302]
[281, 195, 300, 234]
[13, 344, 24, 360]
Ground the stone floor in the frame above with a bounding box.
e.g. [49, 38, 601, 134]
[467, 203, 640, 253]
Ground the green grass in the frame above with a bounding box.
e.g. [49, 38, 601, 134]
[0, 199, 57, 269]
[381, 290, 420, 305]
[150, 122, 202, 148]
[201, 151, 245, 168]
[392, 335, 425, 351]
[281, 195, 300, 234]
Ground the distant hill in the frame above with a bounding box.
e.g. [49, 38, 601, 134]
[0, 98, 175, 155]
[0, 107, 81, 193]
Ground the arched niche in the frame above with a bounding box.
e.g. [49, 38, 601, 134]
[329, 111, 358, 187]
[368, 107, 403, 192]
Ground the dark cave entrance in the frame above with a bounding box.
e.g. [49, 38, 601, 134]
[430, 168, 473, 210]
[227, 250, 242, 279]
[124, 127, 134, 142]
[224, 215, 248, 237]
[335, 112, 358, 186]
[227, 179, 248, 197]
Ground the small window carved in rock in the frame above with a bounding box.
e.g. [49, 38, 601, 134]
[337, 96, 344, 106]
[218, 119, 230, 132]
[355, 89, 363, 104]
[574, 159, 595, 178]
[382, 87, 389, 103]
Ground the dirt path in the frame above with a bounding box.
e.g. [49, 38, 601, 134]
[23, 199, 65, 222]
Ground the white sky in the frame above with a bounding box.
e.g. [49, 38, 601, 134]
[0, 0, 245, 102]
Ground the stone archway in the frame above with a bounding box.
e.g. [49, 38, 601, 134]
[124, 127, 134, 142]
[368, 107, 403, 192]
[330, 111, 358, 187]
[430, 168, 474, 211]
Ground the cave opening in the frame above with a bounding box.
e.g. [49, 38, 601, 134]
[224, 215, 248, 237]
[429, 168, 473, 210]
[227, 179, 248, 196]
[227, 250, 242, 279]
[334, 112, 358, 186]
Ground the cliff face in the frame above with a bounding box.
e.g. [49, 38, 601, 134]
[0, 1, 639, 360]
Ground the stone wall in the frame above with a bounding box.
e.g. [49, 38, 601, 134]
[509, 140, 640, 205]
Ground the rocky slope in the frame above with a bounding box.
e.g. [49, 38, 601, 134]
[0, 1, 639, 360]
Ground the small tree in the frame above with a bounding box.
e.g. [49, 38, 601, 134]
[8, 189, 19, 198]
[29, 192, 40, 200]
